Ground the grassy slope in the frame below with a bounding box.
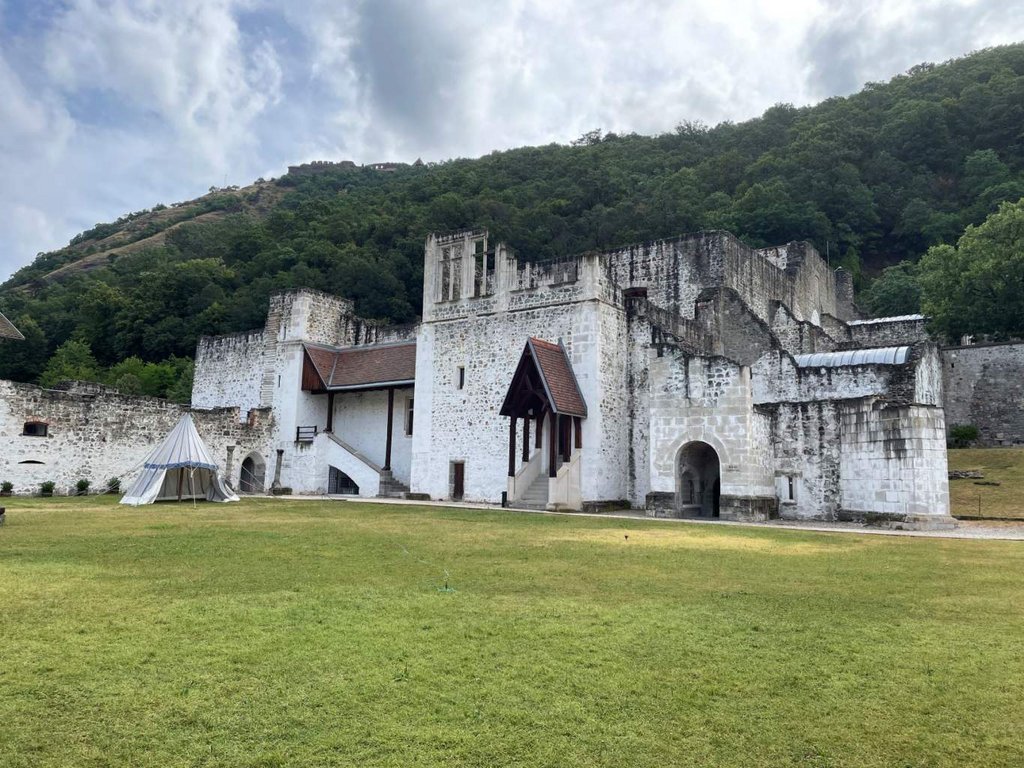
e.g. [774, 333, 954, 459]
[947, 448, 1024, 519]
[1, 497, 1022, 767]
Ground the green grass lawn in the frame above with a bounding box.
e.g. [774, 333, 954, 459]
[1, 497, 1022, 767]
[948, 447, 1024, 519]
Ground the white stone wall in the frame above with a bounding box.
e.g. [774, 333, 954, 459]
[647, 352, 775, 505]
[411, 275, 628, 506]
[192, 330, 265, 414]
[769, 402, 842, 521]
[331, 387, 414, 486]
[0, 380, 270, 496]
[838, 402, 950, 521]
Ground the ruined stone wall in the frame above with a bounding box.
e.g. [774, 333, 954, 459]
[767, 402, 842, 521]
[192, 330, 265, 414]
[0, 380, 271, 495]
[838, 401, 949, 523]
[721, 238, 841, 325]
[646, 351, 775, 518]
[769, 303, 841, 356]
[846, 317, 929, 348]
[941, 342, 1024, 445]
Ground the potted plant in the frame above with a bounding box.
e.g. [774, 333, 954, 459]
[0, 481, 12, 497]
[75, 479, 91, 496]
[105, 477, 120, 494]
[40, 481, 55, 497]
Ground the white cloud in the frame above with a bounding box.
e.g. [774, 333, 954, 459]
[1, 0, 1023, 280]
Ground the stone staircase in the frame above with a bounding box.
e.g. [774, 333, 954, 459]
[378, 470, 410, 499]
[514, 475, 549, 510]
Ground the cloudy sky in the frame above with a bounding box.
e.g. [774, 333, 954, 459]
[1, 0, 1022, 280]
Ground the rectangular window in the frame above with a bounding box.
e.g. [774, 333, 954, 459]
[22, 422, 48, 437]
[405, 398, 414, 436]
[787, 476, 795, 501]
[457, 366, 465, 390]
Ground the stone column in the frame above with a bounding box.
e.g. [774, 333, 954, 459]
[271, 448, 284, 490]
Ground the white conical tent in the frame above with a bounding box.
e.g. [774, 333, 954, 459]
[120, 414, 239, 505]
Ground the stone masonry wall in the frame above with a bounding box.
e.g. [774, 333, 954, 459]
[0, 380, 271, 495]
[192, 330, 265, 414]
[646, 350, 775, 517]
[941, 342, 1024, 445]
[838, 401, 950, 522]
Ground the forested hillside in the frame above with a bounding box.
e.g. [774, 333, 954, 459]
[3, 44, 1024, 399]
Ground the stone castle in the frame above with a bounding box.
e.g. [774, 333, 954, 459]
[3, 230, 1023, 528]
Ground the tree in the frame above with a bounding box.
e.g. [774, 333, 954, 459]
[39, 339, 100, 388]
[863, 261, 921, 317]
[0, 315, 48, 381]
[920, 197, 1024, 341]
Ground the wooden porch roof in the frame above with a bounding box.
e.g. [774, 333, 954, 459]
[499, 338, 587, 418]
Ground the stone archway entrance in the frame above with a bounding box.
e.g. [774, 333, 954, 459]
[239, 452, 266, 493]
[677, 441, 721, 518]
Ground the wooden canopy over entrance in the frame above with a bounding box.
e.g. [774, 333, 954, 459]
[499, 338, 586, 479]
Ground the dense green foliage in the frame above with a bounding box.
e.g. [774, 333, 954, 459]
[4, 44, 1024, 389]
[920, 197, 1024, 341]
[2, 497, 1023, 766]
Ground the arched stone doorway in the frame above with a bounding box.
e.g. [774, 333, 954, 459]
[676, 441, 721, 518]
[239, 452, 266, 493]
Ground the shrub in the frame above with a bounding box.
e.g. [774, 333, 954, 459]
[949, 424, 980, 448]
[105, 477, 121, 494]
[40, 481, 56, 496]
[75, 479, 91, 495]
[1, 481, 12, 493]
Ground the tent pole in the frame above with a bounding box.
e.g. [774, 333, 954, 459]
[177, 470, 183, 501]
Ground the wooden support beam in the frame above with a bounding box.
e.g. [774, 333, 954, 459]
[549, 410, 558, 478]
[574, 416, 582, 450]
[508, 416, 517, 477]
[326, 392, 335, 433]
[384, 387, 394, 471]
[522, 416, 530, 462]
[561, 415, 570, 462]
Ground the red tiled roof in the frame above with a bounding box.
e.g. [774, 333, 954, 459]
[500, 337, 587, 418]
[303, 342, 416, 390]
[528, 338, 587, 417]
[0, 311, 24, 341]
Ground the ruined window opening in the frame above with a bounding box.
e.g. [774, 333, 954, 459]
[457, 366, 465, 390]
[787, 476, 795, 501]
[405, 397, 414, 436]
[22, 422, 48, 437]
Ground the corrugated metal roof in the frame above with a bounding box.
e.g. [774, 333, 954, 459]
[303, 341, 416, 390]
[0, 311, 24, 340]
[794, 346, 911, 368]
[847, 314, 924, 326]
